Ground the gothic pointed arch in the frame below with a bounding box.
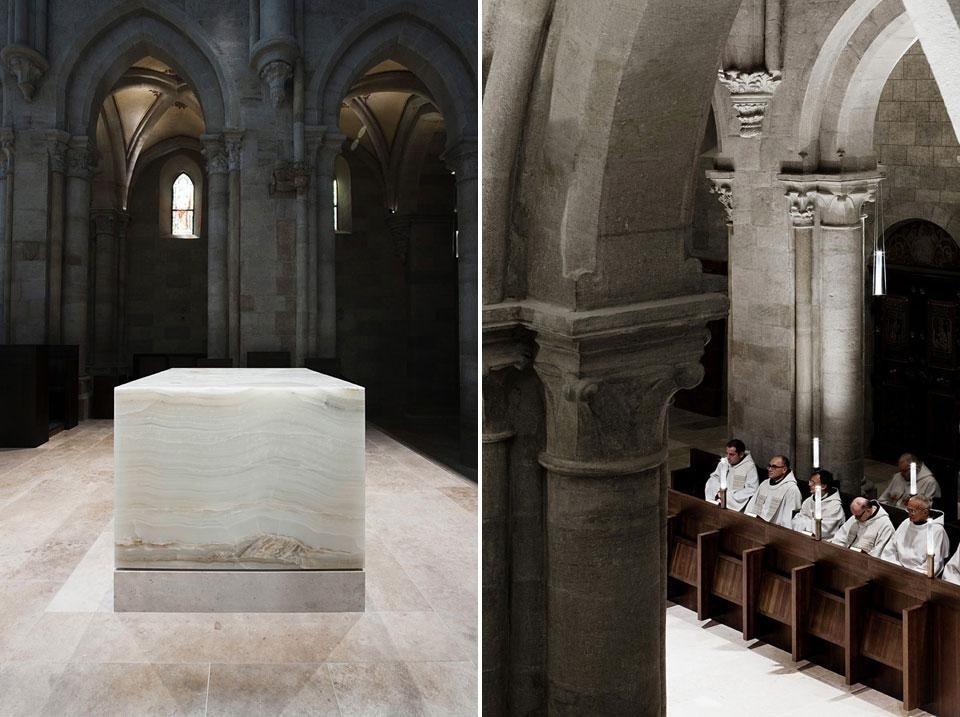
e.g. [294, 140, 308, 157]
[53, 3, 235, 137]
[309, 9, 476, 147]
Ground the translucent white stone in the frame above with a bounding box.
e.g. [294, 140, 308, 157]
[114, 368, 365, 570]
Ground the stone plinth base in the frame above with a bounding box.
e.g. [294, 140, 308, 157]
[114, 569, 365, 612]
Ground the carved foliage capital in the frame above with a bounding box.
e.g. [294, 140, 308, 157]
[814, 182, 878, 228]
[1, 45, 49, 101]
[224, 131, 244, 172]
[533, 327, 710, 470]
[785, 189, 816, 227]
[260, 60, 293, 107]
[718, 69, 782, 139]
[482, 324, 533, 439]
[708, 181, 734, 225]
[67, 143, 98, 178]
[201, 137, 228, 175]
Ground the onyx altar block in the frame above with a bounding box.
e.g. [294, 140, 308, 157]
[113, 368, 365, 612]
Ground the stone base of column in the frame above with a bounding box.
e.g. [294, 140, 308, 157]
[114, 569, 365, 612]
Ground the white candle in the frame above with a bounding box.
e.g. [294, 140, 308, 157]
[719, 459, 728, 491]
[927, 521, 935, 557]
[814, 484, 822, 520]
[910, 461, 917, 495]
[812, 437, 820, 468]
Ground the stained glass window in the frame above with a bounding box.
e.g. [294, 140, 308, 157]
[172, 173, 194, 236]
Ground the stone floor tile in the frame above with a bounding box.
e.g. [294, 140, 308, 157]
[39, 662, 209, 716]
[206, 663, 341, 716]
[406, 661, 477, 716]
[327, 661, 427, 717]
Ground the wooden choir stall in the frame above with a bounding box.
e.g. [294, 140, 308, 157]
[668, 489, 960, 715]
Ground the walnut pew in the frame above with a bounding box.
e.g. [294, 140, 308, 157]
[668, 489, 960, 714]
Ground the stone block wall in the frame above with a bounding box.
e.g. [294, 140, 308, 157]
[124, 152, 207, 361]
[874, 41, 960, 231]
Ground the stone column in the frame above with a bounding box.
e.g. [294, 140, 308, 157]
[785, 188, 818, 480]
[45, 130, 69, 343]
[481, 324, 531, 716]
[304, 126, 325, 359]
[115, 211, 130, 370]
[445, 138, 478, 466]
[786, 173, 880, 493]
[90, 211, 116, 371]
[225, 131, 244, 366]
[64, 137, 95, 376]
[0, 130, 13, 342]
[316, 133, 343, 358]
[532, 299, 721, 715]
[202, 135, 229, 359]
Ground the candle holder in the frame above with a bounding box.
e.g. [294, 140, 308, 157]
[927, 553, 935, 579]
[814, 518, 822, 541]
[719, 488, 727, 510]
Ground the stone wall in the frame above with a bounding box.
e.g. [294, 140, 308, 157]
[124, 151, 208, 361]
[874, 41, 960, 232]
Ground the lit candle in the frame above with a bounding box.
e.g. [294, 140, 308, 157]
[719, 458, 728, 492]
[927, 521, 935, 557]
[812, 437, 820, 468]
[814, 484, 822, 520]
[910, 461, 917, 495]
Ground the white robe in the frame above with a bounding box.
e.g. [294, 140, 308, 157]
[704, 452, 758, 511]
[745, 472, 802, 529]
[878, 463, 940, 508]
[791, 490, 845, 540]
[943, 548, 960, 586]
[881, 519, 950, 574]
[830, 503, 895, 557]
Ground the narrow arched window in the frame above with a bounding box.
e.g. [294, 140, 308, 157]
[333, 178, 339, 232]
[171, 173, 195, 236]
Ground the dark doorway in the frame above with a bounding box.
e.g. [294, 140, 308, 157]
[871, 220, 960, 520]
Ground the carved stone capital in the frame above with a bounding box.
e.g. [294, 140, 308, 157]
[442, 138, 478, 181]
[67, 140, 98, 178]
[482, 323, 533, 440]
[520, 297, 725, 473]
[45, 131, 71, 174]
[779, 172, 884, 228]
[705, 171, 734, 225]
[785, 190, 816, 227]
[718, 69, 782, 139]
[223, 130, 244, 172]
[1, 45, 48, 101]
[200, 136, 228, 175]
[260, 60, 293, 108]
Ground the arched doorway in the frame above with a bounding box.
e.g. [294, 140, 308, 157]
[335, 59, 461, 467]
[87, 55, 208, 414]
[871, 219, 960, 518]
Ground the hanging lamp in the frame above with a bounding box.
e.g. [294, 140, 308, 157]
[872, 182, 887, 296]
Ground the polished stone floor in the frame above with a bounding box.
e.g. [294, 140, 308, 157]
[667, 605, 930, 717]
[0, 420, 477, 716]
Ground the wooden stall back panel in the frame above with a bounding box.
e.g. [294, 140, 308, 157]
[808, 589, 845, 646]
[757, 573, 791, 624]
[791, 564, 815, 662]
[845, 584, 870, 685]
[713, 554, 743, 605]
[669, 538, 698, 587]
[902, 603, 929, 711]
[861, 609, 903, 670]
[742, 547, 764, 640]
[697, 530, 720, 621]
